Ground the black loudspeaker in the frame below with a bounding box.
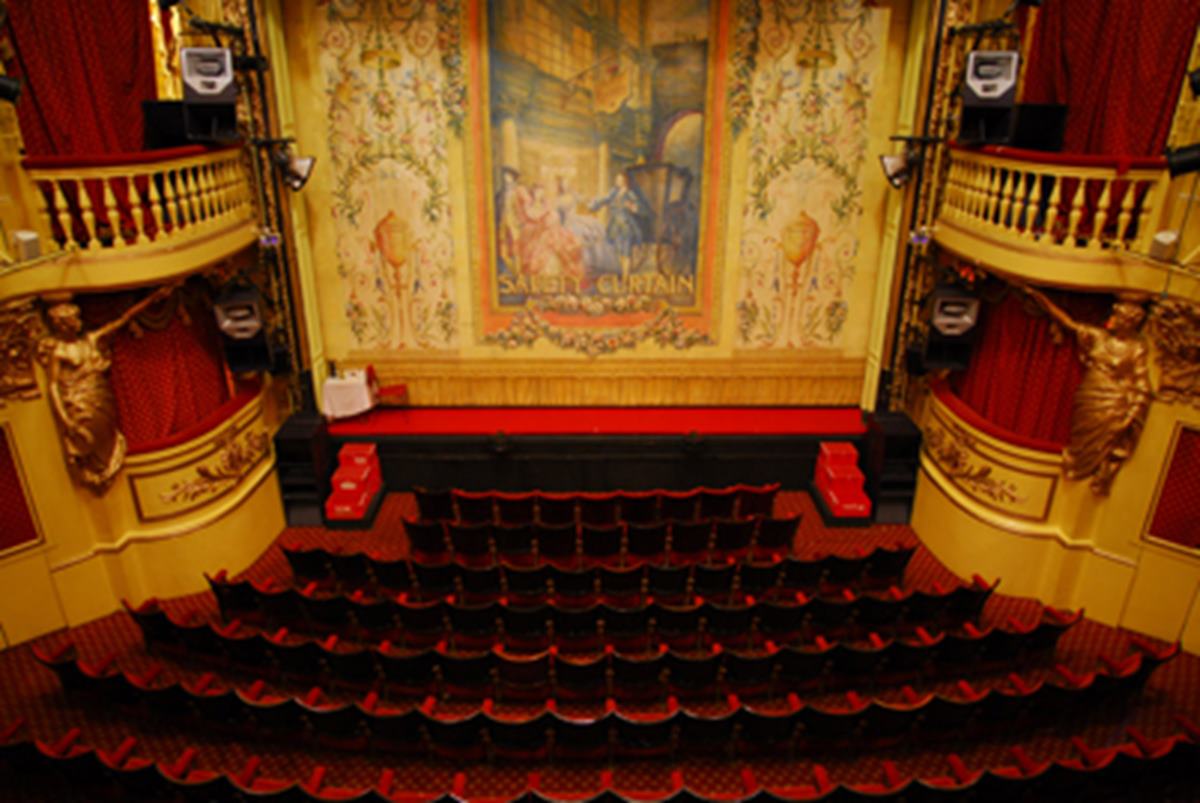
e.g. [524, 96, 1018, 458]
[143, 101, 190, 150]
[214, 285, 272, 372]
[960, 50, 1019, 145]
[864, 412, 922, 524]
[180, 47, 238, 142]
[274, 412, 330, 526]
[1011, 104, 1067, 151]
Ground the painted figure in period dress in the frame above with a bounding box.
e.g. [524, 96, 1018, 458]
[590, 172, 651, 281]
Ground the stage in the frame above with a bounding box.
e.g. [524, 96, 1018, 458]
[319, 406, 868, 492]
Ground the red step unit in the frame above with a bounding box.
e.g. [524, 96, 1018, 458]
[813, 441, 872, 525]
[325, 443, 384, 528]
[339, 442, 380, 472]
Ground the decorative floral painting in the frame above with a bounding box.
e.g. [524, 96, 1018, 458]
[735, 0, 884, 349]
[317, 0, 464, 350]
[476, 0, 721, 355]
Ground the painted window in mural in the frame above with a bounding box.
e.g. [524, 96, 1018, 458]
[318, 0, 463, 350]
[735, 0, 883, 349]
[486, 0, 710, 315]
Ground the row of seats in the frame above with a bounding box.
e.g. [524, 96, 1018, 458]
[124, 600, 1082, 697]
[9, 715, 1199, 802]
[38, 644, 1171, 761]
[414, 484, 781, 526]
[280, 543, 916, 602]
[400, 514, 802, 567]
[205, 573, 995, 648]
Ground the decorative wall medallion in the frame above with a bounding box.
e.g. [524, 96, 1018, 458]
[0, 299, 44, 406]
[1149, 298, 1200, 408]
[159, 426, 270, 505]
[924, 425, 1024, 505]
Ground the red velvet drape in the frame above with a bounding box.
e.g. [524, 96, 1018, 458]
[0, 429, 39, 552]
[81, 292, 232, 453]
[4, 0, 156, 157]
[1148, 430, 1200, 549]
[950, 291, 1111, 448]
[1023, 0, 1200, 157]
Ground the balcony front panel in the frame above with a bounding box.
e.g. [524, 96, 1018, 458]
[935, 145, 1198, 299]
[2, 145, 258, 300]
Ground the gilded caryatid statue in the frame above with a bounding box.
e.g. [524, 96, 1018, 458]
[37, 284, 176, 493]
[1022, 286, 1152, 496]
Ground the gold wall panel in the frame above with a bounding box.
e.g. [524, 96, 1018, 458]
[125, 395, 271, 523]
[363, 355, 865, 407]
[923, 394, 1060, 523]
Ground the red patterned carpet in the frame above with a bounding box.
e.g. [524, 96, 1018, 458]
[1, 491, 1196, 801]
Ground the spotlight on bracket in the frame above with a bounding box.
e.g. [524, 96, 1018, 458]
[880, 135, 940, 189]
[0, 76, 21, 105]
[272, 144, 315, 192]
[1166, 143, 1200, 179]
[880, 149, 921, 189]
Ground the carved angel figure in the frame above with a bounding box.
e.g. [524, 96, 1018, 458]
[37, 284, 175, 492]
[1023, 286, 1151, 496]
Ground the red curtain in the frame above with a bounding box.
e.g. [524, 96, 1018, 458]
[0, 429, 39, 552]
[1148, 430, 1200, 549]
[1023, 0, 1200, 157]
[950, 290, 1111, 448]
[4, 0, 156, 157]
[81, 291, 232, 453]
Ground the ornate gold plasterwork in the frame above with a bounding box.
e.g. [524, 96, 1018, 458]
[925, 424, 1024, 505]
[159, 426, 270, 505]
[1149, 298, 1200, 408]
[0, 299, 43, 406]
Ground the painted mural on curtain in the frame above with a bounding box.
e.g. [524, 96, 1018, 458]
[479, 0, 715, 355]
[735, 0, 884, 349]
[317, 0, 464, 350]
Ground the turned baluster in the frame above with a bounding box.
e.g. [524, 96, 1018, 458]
[167, 169, 185, 231]
[209, 161, 228, 217]
[996, 169, 1015, 229]
[948, 160, 964, 218]
[1065, 178, 1086, 244]
[973, 162, 991, 220]
[100, 177, 124, 248]
[179, 167, 198, 226]
[1089, 179, 1113, 248]
[1023, 173, 1042, 240]
[42, 180, 69, 248]
[1043, 175, 1063, 243]
[965, 162, 981, 219]
[127, 175, 149, 245]
[147, 172, 165, 239]
[1115, 179, 1138, 247]
[197, 163, 216, 221]
[984, 166, 1003, 225]
[78, 180, 98, 249]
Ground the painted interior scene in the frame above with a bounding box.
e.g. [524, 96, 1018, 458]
[489, 0, 708, 310]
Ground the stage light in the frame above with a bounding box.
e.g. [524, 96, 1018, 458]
[0, 76, 21, 104]
[272, 144, 315, 191]
[1166, 143, 1200, 178]
[880, 149, 922, 189]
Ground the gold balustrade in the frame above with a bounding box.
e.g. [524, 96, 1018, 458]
[935, 145, 1194, 297]
[3, 145, 258, 299]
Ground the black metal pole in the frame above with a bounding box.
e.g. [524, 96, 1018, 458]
[243, 0, 306, 395]
[877, 0, 949, 412]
